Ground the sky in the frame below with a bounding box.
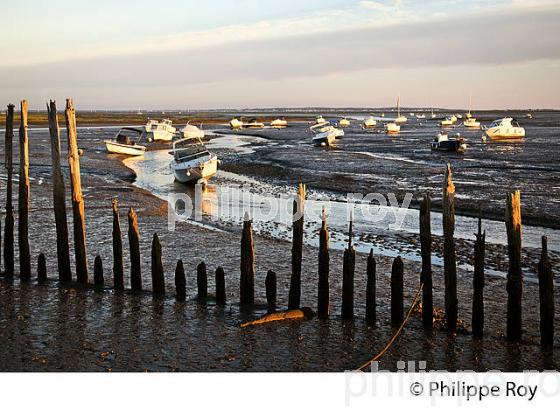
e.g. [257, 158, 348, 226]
[1, 0, 559, 110]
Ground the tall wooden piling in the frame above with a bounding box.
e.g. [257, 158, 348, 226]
[505, 191, 522, 341]
[538, 236, 554, 350]
[18, 100, 31, 280]
[365, 250, 376, 326]
[128, 208, 142, 290]
[215, 267, 226, 305]
[317, 208, 330, 319]
[111, 199, 124, 291]
[472, 215, 485, 338]
[240, 214, 255, 306]
[442, 164, 457, 332]
[65, 99, 88, 283]
[419, 193, 433, 328]
[341, 219, 355, 320]
[197, 261, 208, 302]
[391, 256, 404, 326]
[37, 253, 47, 283]
[151, 233, 165, 295]
[175, 259, 186, 302]
[94, 255, 104, 286]
[47, 100, 72, 282]
[289, 182, 306, 310]
[266, 270, 277, 313]
[3, 104, 15, 277]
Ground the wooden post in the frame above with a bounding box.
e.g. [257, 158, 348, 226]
[151, 233, 165, 295]
[442, 164, 457, 332]
[111, 199, 124, 291]
[472, 215, 485, 338]
[175, 259, 186, 302]
[18, 100, 31, 280]
[128, 208, 142, 290]
[37, 253, 47, 283]
[197, 261, 208, 302]
[538, 236, 554, 351]
[94, 255, 104, 286]
[215, 267, 226, 306]
[240, 213, 255, 306]
[341, 218, 355, 320]
[391, 256, 404, 326]
[3, 104, 15, 278]
[365, 250, 376, 326]
[289, 182, 305, 310]
[266, 270, 277, 313]
[317, 207, 330, 319]
[47, 100, 72, 282]
[419, 193, 433, 328]
[505, 191, 522, 341]
[65, 99, 88, 284]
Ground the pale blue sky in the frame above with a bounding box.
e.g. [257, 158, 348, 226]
[1, 0, 559, 109]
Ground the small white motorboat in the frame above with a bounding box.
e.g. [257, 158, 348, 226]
[244, 118, 265, 128]
[179, 122, 205, 140]
[482, 118, 525, 141]
[441, 115, 457, 127]
[339, 117, 350, 127]
[310, 123, 343, 146]
[386, 122, 400, 134]
[145, 119, 176, 142]
[271, 118, 288, 128]
[463, 117, 480, 129]
[315, 115, 327, 125]
[363, 116, 377, 128]
[104, 127, 146, 156]
[431, 132, 467, 153]
[230, 118, 244, 129]
[170, 138, 219, 184]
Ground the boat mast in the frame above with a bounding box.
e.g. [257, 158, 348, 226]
[397, 96, 400, 117]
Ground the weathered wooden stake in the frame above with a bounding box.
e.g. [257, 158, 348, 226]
[47, 100, 72, 282]
[538, 236, 554, 351]
[289, 182, 306, 310]
[442, 164, 457, 332]
[215, 267, 226, 305]
[365, 249, 376, 326]
[341, 218, 355, 320]
[94, 255, 104, 286]
[18, 100, 31, 280]
[151, 233, 165, 295]
[111, 199, 124, 291]
[317, 207, 330, 319]
[505, 191, 522, 341]
[391, 256, 404, 326]
[128, 208, 142, 290]
[240, 213, 255, 306]
[419, 193, 433, 328]
[3, 104, 15, 278]
[472, 215, 485, 338]
[266, 270, 277, 313]
[37, 253, 47, 283]
[65, 99, 88, 283]
[175, 259, 186, 302]
[197, 261, 208, 302]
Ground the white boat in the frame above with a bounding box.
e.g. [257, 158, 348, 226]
[170, 138, 219, 184]
[244, 119, 265, 128]
[230, 118, 244, 129]
[339, 117, 350, 127]
[310, 123, 342, 146]
[271, 118, 288, 127]
[431, 132, 467, 153]
[104, 127, 146, 156]
[395, 96, 407, 123]
[315, 115, 327, 125]
[482, 118, 525, 141]
[179, 122, 205, 140]
[525, 113, 533, 119]
[441, 115, 457, 126]
[386, 122, 400, 134]
[362, 116, 377, 128]
[416, 113, 426, 119]
[145, 119, 176, 142]
[463, 95, 480, 128]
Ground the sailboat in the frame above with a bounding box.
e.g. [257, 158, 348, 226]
[463, 94, 480, 129]
[395, 96, 407, 124]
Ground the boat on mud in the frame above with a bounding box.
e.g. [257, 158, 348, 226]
[145, 119, 176, 142]
[339, 117, 350, 127]
[441, 115, 457, 127]
[170, 138, 219, 184]
[310, 123, 343, 146]
[244, 118, 265, 128]
[431, 132, 467, 153]
[315, 115, 327, 125]
[230, 118, 243, 129]
[104, 127, 146, 156]
[386, 122, 400, 134]
[179, 122, 205, 140]
[395, 96, 407, 123]
[362, 116, 377, 128]
[271, 118, 288, 128]
[482, 117, 525, 141]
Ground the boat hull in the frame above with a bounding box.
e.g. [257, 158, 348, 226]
[484, 128, 525, 140]
[104, 140, 146, 156]
[431, 140, 466, 153]
[172, 157, 219, 184]
[148, 130, 175, 142]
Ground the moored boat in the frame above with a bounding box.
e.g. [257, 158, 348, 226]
[482, 118, 525, 141]
[104, 127, 146, 156]
[386, 122, 400, 134]
[441, 115, 457, 126]
[339, 117, 350, 127]
[229, 118, 244, 129]
[179, 122, 205, 140]
[431, 132, 467, 153]
[271, 118, 288, 128]
[362, 116, 377, 128]
[170, 138, 219, 184]
[315, 115, 327, 125]
[145, 119, 176, 142]
[245, 118, 265, 128]
[395, 96, 407, 123]
[310, 123, 343, 146]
